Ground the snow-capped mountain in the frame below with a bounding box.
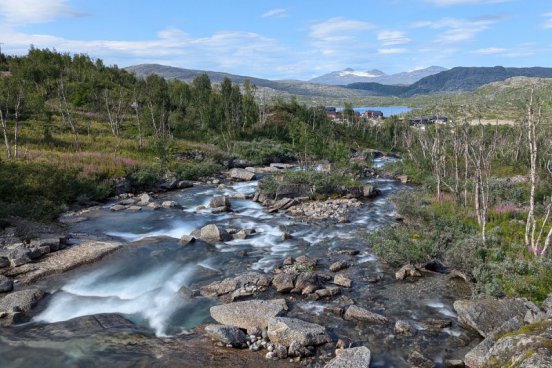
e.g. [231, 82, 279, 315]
[309, 66, 447, 86]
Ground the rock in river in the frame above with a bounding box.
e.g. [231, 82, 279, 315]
[0, 275, 14, 292]
[228, 168, 256, 181]
[204, 324, 247, 347]
[210, 299, 287, 332]
[200, 272, 272, 298]
[191, 224, 231, 244]
[344, 305, 389, 324]
[267, 317, 331, 347]
[324, 346, 371, 368]
[0, 288, 44, 325]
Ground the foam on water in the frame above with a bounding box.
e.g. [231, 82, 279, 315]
[34, 263, 196, 336]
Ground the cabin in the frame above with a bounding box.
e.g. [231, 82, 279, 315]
[362, 110, 384, 119]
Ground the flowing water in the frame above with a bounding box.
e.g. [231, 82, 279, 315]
[0, 161, 478, 367]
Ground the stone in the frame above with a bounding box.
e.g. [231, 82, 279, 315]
[194, 224, 231, 244]
[288, 341, 312, 358]
[228, 168, 256, 181]
[146, 202, 161, 210]
[27, 246, 50, 260]
[0, 257, 9, 268]
[329, 260, 349, 272]
[408, 351, 435, 368]
[453, 296, 531, 338]
[140, 193, 152, 204]
[127, 205, 142, 212]
[178, 235, 195, 246]
[272, 273, 296, 293]
[395, 264, 422, 280]
[337, 249, 360, 256]
[177, 180, 193, 189]
[210, 299, 287, 331]
[398, 175, 408, 184]
[0, 288, 44, 324]
[333, 274, 352, 288]
[0, 275, 13, 292]
[119, 198, 137, 205]
[449, 269, 471, 282]
[362, 185, 378, 198]
[315, 286, 340, 298]
[324, 346, 371, 368]
[394, 320, 416, 336]
[110, 204, 126, 211]
[542, 294, 552, 317]
[3, 240, 121, 285]
[419, 318, 452, 330]
[344, 305, 388, 324]
[200, 273, 272, 298]
[204, 324, 247, 347]
[295, 272, 319, 292]
[161, 201, 179, 209]
[209, 196, 231, 210]
[178, 286, 199, 299]
[267, 317, 331, 347]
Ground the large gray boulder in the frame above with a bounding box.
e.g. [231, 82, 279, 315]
[453, 296, 533, 338]
[272, 273, 296, 293]
[204, 324, 247, 347]
[209, 196, 231, 210]
[0, 288, 44, 326]
[200, 272, 272, 298]
[344, 305, 389, 324]
[324, 347, 371, 368]
[229, 168, 256, 181]
[210, 299, 286, 332]
[191, 224, 231, 244]
[267, 317, 331, 347]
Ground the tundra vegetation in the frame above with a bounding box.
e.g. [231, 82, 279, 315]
[1, 48, 552, 303]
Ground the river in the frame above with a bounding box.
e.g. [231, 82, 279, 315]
[0, 159, 478, 367]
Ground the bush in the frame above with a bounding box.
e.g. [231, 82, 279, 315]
[230, 139, 296, 165]
[129, 167, 160, 191]
[172, 160, 221, 181]
[370, 225, 438, 266]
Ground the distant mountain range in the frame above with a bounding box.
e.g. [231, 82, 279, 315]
[125, 64, 552, 100]
[308, 66, 447, 85]
[345, 66, 552, 97]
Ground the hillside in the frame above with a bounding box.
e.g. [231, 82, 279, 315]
[347, 66, 552, 97]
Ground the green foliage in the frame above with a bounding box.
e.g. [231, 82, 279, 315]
[172, 160, 221, 181]
[230, 139, 296, 165]
[128, 167, 160, 191]
[0, 161, 112, 222]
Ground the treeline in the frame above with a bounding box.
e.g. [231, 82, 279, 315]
[0, 48, 358, 164]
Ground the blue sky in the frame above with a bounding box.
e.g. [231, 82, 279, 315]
[1, 0, 551, 80]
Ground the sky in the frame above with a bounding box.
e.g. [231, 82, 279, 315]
[0, 0, 551, 80]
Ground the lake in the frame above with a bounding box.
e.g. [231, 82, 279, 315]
[336, 106, 412, 117]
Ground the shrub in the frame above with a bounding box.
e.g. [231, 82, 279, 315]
[230, 139, 296, 165]
[129, 167, 160, 191]
[172, 160, 221, 181]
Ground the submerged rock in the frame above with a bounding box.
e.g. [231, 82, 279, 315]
[267, 317, 331, 347]
[210, 299, 287, 332]
[324, 346, 371, 368]
[343, 305, 389, 324]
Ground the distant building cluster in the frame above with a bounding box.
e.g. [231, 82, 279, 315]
[324, 107, 384, 123]
[408, 115, 448, 126]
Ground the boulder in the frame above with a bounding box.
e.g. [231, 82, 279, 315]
[453, 296, 532, 338]
[210, 299, 287, 332]
[394, 320, 417, 336]
[272, 273, 296, 293]
[200, 273, 272, 298]
[193, 224, 231, 244]
[329, 260, 349, 272]
[362, 185, 378, 198]
[127, 205, 142, 212]
[204, 324, 247, 347]
[0, 275, 13, 292]
[267, 317, 331, 347]
[161, 201, 179, 209]
[0, 288, 44, 324]
[333, 274, 352, 288]
[408, 351, 435, 368]
[398, 175, 408, 184]
[110, 204, 126, 211]
[294, 272, 319, 293]
[344, 305, 388, 324]
[0, 257, 9, 268]
[177, 180, 193, 189]
[209, 196, 231, 210]
[443, 360, 465, 368]
[229, 168, 256, 181]
[139, 193, 152, 204]
[395, 264, 422, 280]
[1, 248, 32, 267]
[542, 294, 552, 317]
[288, 341, 313, 358]
[324, 346, 371, 368]
[178, 235, 195, 246]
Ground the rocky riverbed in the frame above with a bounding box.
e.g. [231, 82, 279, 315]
[0, 161, 551, 367]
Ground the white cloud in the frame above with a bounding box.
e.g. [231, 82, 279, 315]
[543, 13, 552, 29]
[472, 47, 507, 54]
[0, 0, 81, 25]
[378, 48, 408, 54]
[309, 17, 374, 43]
[261, 8, 287, 18]
[427, 0, 509, 5]
[377, 30, 410, 46]
[412, 17, 500, 43]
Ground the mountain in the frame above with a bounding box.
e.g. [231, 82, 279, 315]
[346, 66, 552, 97]
[308, 66, 447, 86]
